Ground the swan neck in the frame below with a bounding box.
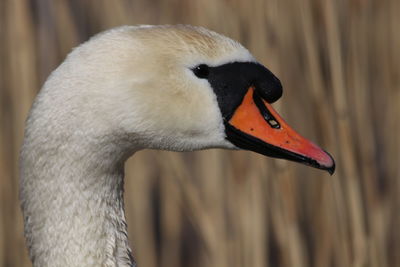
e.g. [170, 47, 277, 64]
[20, 138, 136, 266]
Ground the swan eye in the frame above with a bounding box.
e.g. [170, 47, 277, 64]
[193, 64, 210, 79]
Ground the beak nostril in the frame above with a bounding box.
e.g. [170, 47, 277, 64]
[253, 89, 281, 129]
[268, 119, 280, 129]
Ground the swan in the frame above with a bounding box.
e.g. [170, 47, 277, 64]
[20, 25, 335, 267]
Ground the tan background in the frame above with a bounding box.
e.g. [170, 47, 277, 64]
[1, 0, 399, 266]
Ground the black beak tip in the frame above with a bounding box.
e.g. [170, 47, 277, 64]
[327, 162, 335, 175]
[321, 150, 335, 175]
[297, 150, 336, 175]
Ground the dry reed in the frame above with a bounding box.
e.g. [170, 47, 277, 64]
[0, 0, 399, 266]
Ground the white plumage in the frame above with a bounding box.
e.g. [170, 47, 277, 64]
[20, 25, 255, 267]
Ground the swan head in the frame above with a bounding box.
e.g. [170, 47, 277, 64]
[35, 25, 334, 173]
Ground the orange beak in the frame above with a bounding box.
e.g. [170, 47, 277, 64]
[225, 87, 335, 174]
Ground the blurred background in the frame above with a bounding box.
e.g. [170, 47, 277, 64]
[1, 0, 399, 266]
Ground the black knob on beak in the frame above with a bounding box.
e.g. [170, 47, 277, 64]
[253, 68, 282, 103]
